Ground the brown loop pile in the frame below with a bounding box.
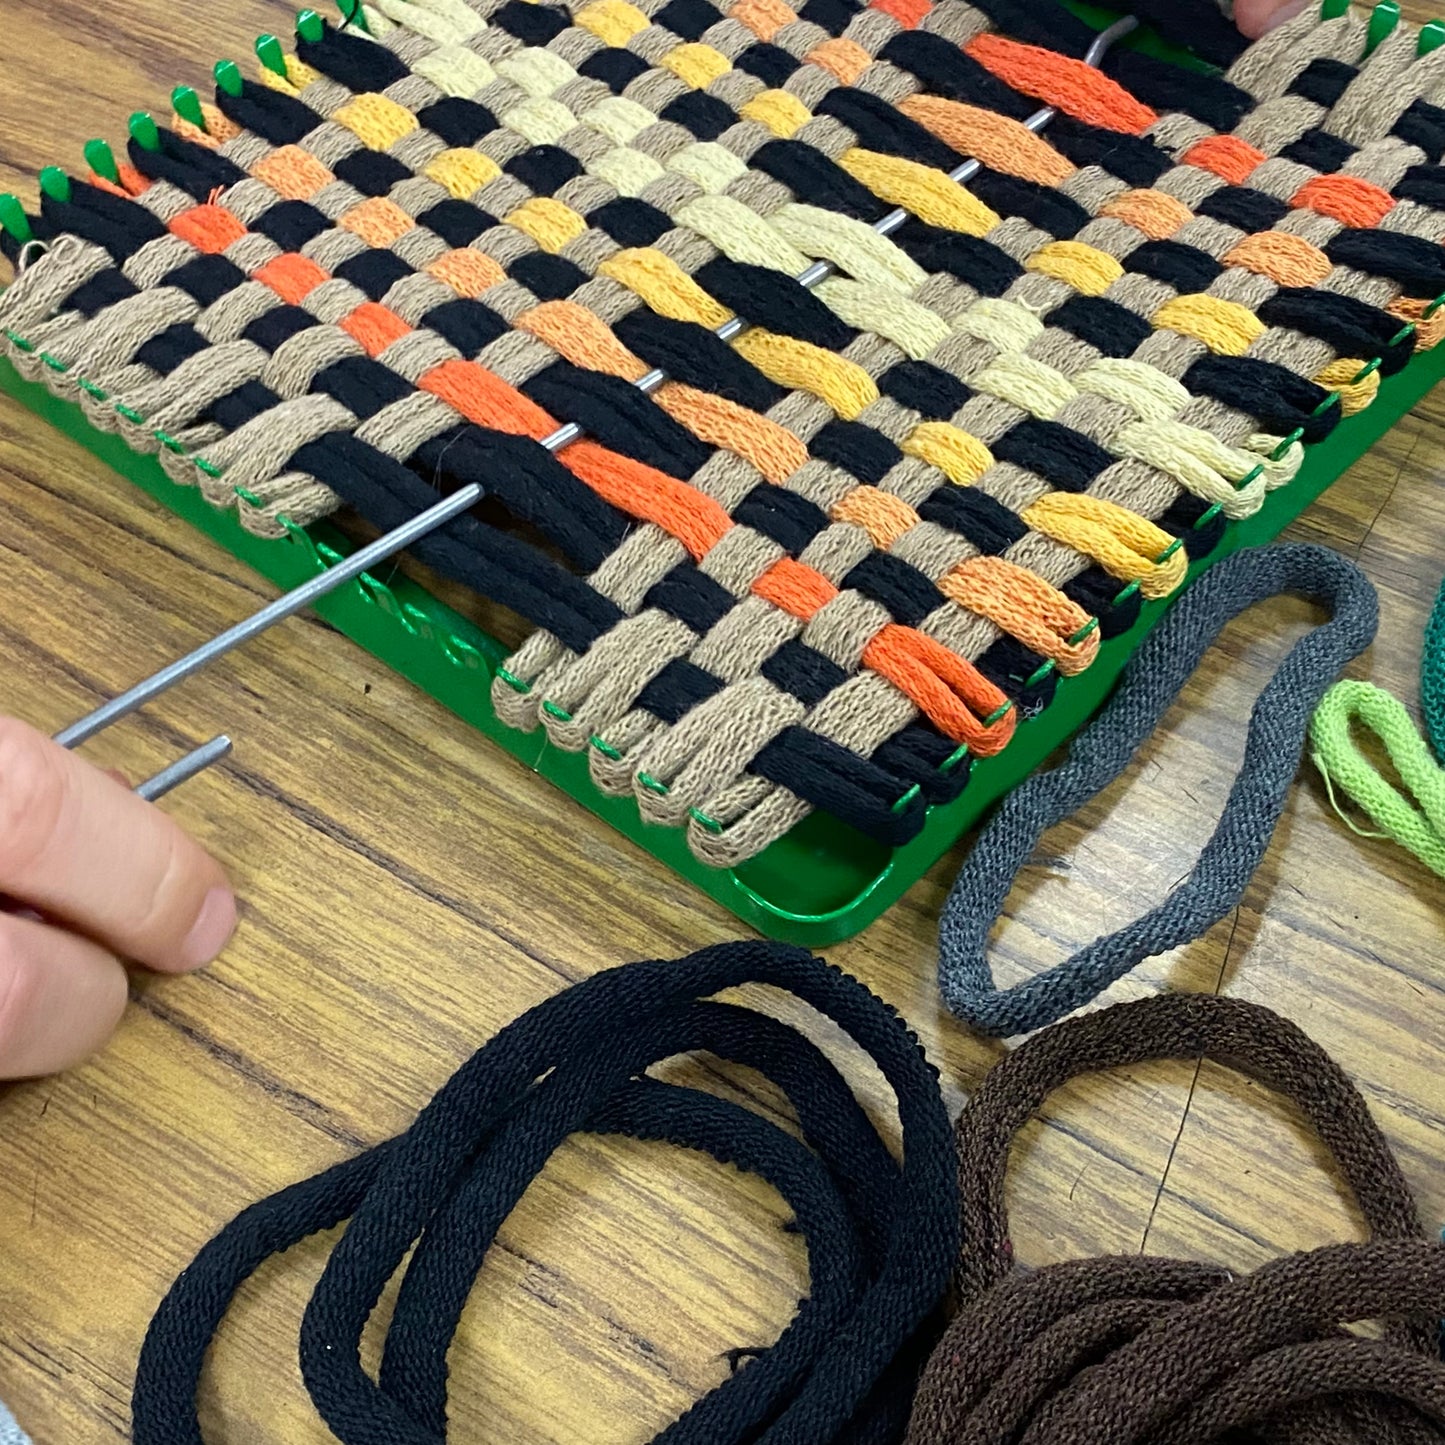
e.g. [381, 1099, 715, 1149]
[907, 993, 1445, 1444]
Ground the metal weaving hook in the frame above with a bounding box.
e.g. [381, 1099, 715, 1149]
[52, 16, 1139, 758]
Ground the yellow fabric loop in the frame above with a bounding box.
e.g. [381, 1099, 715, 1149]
[952, 297, 1045, 354]
[284, 55, 322, 89]
[1073, 357, 1191, 423]
[770, 204, 926, 292]
[1112, 419, 1268, 519]
[668, 142, 749, 194]
[497, 48, 576, 98]
[506, 198, 588, 253]
[815, 279, 952, 359]
[733, 330, 879, 419]
[333, 93, 420, 150]
[1153, 293, 1265, 356]
[501, 97, 576, 146]
[583, 95, 663, 145]
[1025, 241, 1124, 296]
[901, 421, 995, 484]
[258, 67, 300, 97]
[425, 148, 501, 199]
[365, 0, 482, 42]
[1022, 494, 1187, 599]
[1315, 357, 1382, 415]
[740, 89, 811, 138]
[972, 352, 1077, 420]
[575, 0, 651, 42]
[837, 150, 1000, 236]
[660, 43, 732, 88]
[1248, 432, 1304, 489]
[589, 148, 666, 196]
[601, 249, 733, 329]
[414, 46, 497, 97]
[678, 195, 810, 274]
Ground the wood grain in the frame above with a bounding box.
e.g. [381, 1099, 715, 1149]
[2, 3, 1444, 1440]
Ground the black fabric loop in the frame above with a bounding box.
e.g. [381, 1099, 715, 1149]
[936, 543, 1379, 1038]
[127, 130, 247, 201]
[132, 942, 959, 1445]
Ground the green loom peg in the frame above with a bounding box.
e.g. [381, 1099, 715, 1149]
[129, 112, 163, 152]
[171, 85, 207, 131]
[1365, 0, 1401, 53]
[1420, 19, 1445, 53]
[38, 167, 71, 204]
[214, 59, 245, 97]
[337, 0, 370, 32]
[83, 138, 120, 183]
[255, 33, 289, 76]
[0, 194, 32, 244]
[297, 9, 326, 42]
[1321, 0, 1349, 19]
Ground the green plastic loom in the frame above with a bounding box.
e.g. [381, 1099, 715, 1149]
[2, 0, 1442, 943]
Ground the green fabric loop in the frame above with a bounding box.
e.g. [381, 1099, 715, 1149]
[1309, 679, 1445, 878]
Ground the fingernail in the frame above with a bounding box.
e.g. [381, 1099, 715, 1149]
[1263, 0, 1308, 32]
[182, 888, 238, 969]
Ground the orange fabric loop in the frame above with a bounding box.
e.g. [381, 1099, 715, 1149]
[168, 204, 247, 254]
[516, 304, 807, 482]
[417, 358, 558, 439]
[1291, 174, 1396, 229]
[868, 0, 931, 27]
[1389, 295, 1445, 351]
[516, 301, 648, 380]
[1098, 189, 1192, 241]
[964, 33, 1158, 135]
[1182, 135, 1266, 186]
[256, 253, 328, 304]
[655, 385, 809, 484]
[428, 249, 506, 299]
[897, 96, 1076, 186]
[1223, 231, 1332, 287]
[862, 625, 1015, 753]
[806, 37, 872, 83]
[831, 485, 922, 550]
[340, 302, 411, 358]
[752, 557, 840, 619]
[251, 145, 334, 201]
[733, 0, 796, 38]
[564, 439, 733, 559]
[940, 557, 1100, 676]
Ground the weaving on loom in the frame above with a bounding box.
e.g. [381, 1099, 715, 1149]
[5, 0, 1445, 938]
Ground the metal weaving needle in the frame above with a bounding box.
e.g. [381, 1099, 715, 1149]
[54, 15, 1139, 751]
[133, 734, 233, 801]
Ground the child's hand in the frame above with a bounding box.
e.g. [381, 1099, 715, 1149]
[0, 719, 234, 1079]
[1234, 0, 1307, 36]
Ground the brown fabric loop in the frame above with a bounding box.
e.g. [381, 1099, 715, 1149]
[907, 993, 1445, 1445]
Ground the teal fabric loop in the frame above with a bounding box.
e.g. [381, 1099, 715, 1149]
[1420, 575, 1445, 764]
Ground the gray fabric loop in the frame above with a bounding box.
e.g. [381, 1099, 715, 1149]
[937, 543, 1380, 1038]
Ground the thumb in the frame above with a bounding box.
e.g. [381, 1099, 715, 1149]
[1233, 0, 1307, 38]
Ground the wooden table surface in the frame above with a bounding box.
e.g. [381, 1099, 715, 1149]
[2, 2, 1444, 1440]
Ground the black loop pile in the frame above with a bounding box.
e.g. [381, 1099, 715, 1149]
[131, 941, 959, 1444]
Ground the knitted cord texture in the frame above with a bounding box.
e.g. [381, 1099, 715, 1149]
[937, 542, 1379, 1038]
[5, 0, 1445, 866]
[130, 940, 958, 1445]
[1308, 563, 1445, 877]
[906, 990, 1445, 1445]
